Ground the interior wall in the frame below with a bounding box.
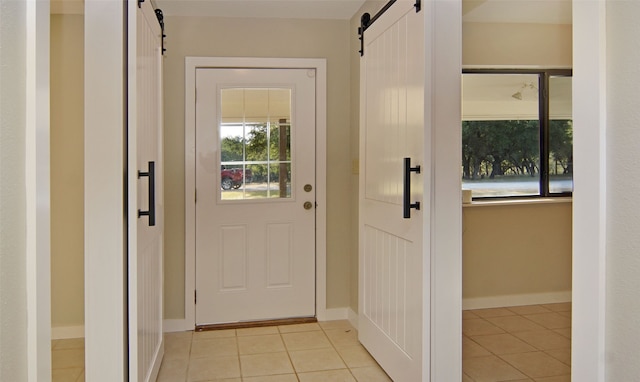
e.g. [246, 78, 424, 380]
[163, 16, 352, 318]
[50, 13, 85, 331]
[0, 1, 29, 379]
[460, 20, 573, 306]
[348, 0, 386, 315]
[462, 202, 572, 305]
[463, 22, 572, 67]
[605, 0, 640, 378]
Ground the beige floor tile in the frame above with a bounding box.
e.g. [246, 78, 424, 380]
[558, 311, 571, 318]
[534, 375, 571, 382]
[553, 328, 571, 339]
[282, 331, 332, 350]
[193, 329, 236, 340]
[523, 313, 571, 330]
[471, 333, 537, 355]
[278, 323, 322, 333]
[188, 355, 241, 381]
[52, 348, 85, 369]
[500, 351, 571, 378]
[319, 320, 354, 331]
[298, 369, 356, 382]
[336, 345, 378, 368]
[350, 366, 392, 382]
[545, 348, 571, 366]
[289, 348, 346, 373]
[463, 355, 527, 382]
[513, 330, 571, 350]
[471, 307, 517, 318]
[200, 379, 241, 382]
[242, 375, 298, 382]
[190, 337, 238, 359]
[164, 338, 192, 360]
[462, 310, 479, 320]
[507, 305, 552, 315]
[462, 373, 474, 382]
[54, 338, 85, 350]
[156, 358, 189, 382]
[52, 367, 83, 382]
[237, 327, 279, 336]
[76, 370, 84, 382]
[324, 328, 360, 348]
[240, 352, 294, 377]
[462, 318, 505, 336]
[238, 334, 285, 355]
[540, 303, 571, 312]
[486, 316, 546, 333]
[462, 336, 491, 359]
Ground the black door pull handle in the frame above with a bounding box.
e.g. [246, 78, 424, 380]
[403, 157, 421, 219]
[138, 161, 156, 226]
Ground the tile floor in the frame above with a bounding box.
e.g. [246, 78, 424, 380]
[51, 337, 85, 382]
[463, 303, 572, 382]
[158, 320, 390, 382]
[51, 303, 571, 382]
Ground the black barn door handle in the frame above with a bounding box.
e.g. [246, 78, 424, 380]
[403, 157, 421, 219]
[138, 161, 156, 226]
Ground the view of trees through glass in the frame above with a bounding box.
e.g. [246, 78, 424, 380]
[462, 71, 573, 198]
[219, 87, 292, 200]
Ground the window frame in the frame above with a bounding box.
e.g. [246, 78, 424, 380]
[462, 68, 573, 199]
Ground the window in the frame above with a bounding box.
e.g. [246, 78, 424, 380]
[462, 69, 573, 198]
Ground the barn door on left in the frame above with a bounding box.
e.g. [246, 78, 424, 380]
[127, 1, 165, 381]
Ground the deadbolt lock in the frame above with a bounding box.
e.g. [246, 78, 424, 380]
[304, 184, 313, 192]
[304, 201, 313, 210]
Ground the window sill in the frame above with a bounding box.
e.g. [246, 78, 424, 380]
[462, 197, 572, 208]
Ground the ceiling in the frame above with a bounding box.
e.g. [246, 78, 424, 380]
[153, 0, 367, 19]
[52, 0, 572, 24]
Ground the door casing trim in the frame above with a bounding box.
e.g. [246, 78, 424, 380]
[183, 57, 327, 329]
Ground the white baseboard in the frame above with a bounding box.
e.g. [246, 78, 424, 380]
[320, 307, 349, 321]
[462, 291, 572, 310]
[164, 319, 192, 333]
[51, 325, 84, 340]
[347, 308, 358, 329]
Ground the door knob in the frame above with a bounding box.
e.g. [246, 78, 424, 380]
[303, 201, 313, 210]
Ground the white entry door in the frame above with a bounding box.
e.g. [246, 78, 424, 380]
[195, 68, 316, 325]
[127, 1, 164, 381]
[359, 1, 427, 381]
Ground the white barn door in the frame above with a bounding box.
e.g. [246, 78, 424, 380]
[127, 1, 164, 381]
[359, 2, 426, 381]
[359, 1, 462, 381]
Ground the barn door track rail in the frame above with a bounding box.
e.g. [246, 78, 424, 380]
[358, 0, 421, 56]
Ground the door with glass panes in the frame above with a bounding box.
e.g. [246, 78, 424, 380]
[195, 68, 316, 325]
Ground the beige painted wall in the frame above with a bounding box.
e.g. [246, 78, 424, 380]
[462, 202, 572, 301]
[463, 22, 572, 67]
[50, 14, 85, 328]
[461, 21, 573, 304]
[163, 16, 353, 318]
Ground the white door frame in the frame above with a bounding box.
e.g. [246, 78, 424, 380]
[184, 57, 328, 330]
[572, 1, 607, 380]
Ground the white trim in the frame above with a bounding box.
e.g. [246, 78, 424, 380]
[84, 1, 127, 380]
[320, 308, 349, 322]
[572, 1, 607, 380]
[51, 326, 85, 340]
[462, 291, 572, 311]
[429, 1, 463, 381]
[347, 308, 358, 330]
[25, 1, 51, 379]
[184, 57, 328, 329]
[163, 319, 192, 333]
